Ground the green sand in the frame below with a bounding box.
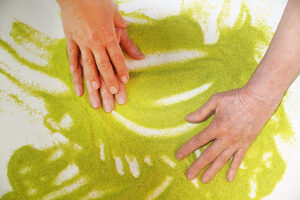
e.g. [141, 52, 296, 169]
[0, 3, 294, 200]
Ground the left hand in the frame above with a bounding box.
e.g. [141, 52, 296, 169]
[176, 87, 278, 183]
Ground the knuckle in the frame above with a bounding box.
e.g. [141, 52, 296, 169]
[73, 67, 82, 76]
[219, 153, 229, 162]
[226, 133, 240, 143]
[96, 59, 111, 71]
[112, 54, 124, 65]
[67, 47, 76, 56]
[101, 87, 109, 95]
[105, 36, 115, 46]
[70, 64, 81, 75]
[90, 32, 101, 42]
[83, 57, 94, 66]
[101, 31, 115, 45]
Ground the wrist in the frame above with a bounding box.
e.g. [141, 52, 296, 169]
[242, 75, 284, 113]
[243, 54, 298, 110]
[236, 85, 280, 119]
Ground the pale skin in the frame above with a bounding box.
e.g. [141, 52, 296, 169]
[57, 0, 144, 112]
[58, 0, 300, 184]
[176, 0, 300, 183]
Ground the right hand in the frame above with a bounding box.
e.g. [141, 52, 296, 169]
[57, 0, 144, 109]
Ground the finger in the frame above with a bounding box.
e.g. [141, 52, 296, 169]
[106, 41, 129, 84]
[186, 94, 220, 123]
[117, 28, 144, 60]
[114, 78, 127, 105]
[201, 148, 235, 183]
[81, 48, 101, 108]
[66, 38, 83, 96]
[93, 48, 119, 94]
[114, 10, 130, 29]
[176, 122, 217, 160]
[100, 76, 114, 112]
[186, 139, 226, 180]
[227, 148, 247, 182]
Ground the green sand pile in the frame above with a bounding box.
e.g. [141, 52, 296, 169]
[0, 3, 294, 200]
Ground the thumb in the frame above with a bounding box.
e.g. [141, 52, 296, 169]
[114, 10, 130, 29]
[118, 29, 145, 60]
[186, 94, 219, 123]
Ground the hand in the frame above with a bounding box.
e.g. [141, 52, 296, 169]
[58, 0, 144, 108]
[79, 56, 127, 113]
[176, 87, 278, 183]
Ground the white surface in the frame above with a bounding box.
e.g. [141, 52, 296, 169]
[0, 0, 299, 199]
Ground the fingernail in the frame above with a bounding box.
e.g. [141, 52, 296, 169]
[70, 65, 75, 73]
[92, 81, 99, 90]
[186, 173, 194, 180]
[121, 76, 128, 84]
[137, 51, 145, 58]
[91, 99, 100, 109]
[227, 172, 234, 182]
[104, 105, 112, 113]
[202, 176, 208, 183]
[185, 113, 193, 121]
[117, 97, 125, 105]
[75, 86, 81, 96]
[110, 87, 117, 94]
[176, 152, 183, 160]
